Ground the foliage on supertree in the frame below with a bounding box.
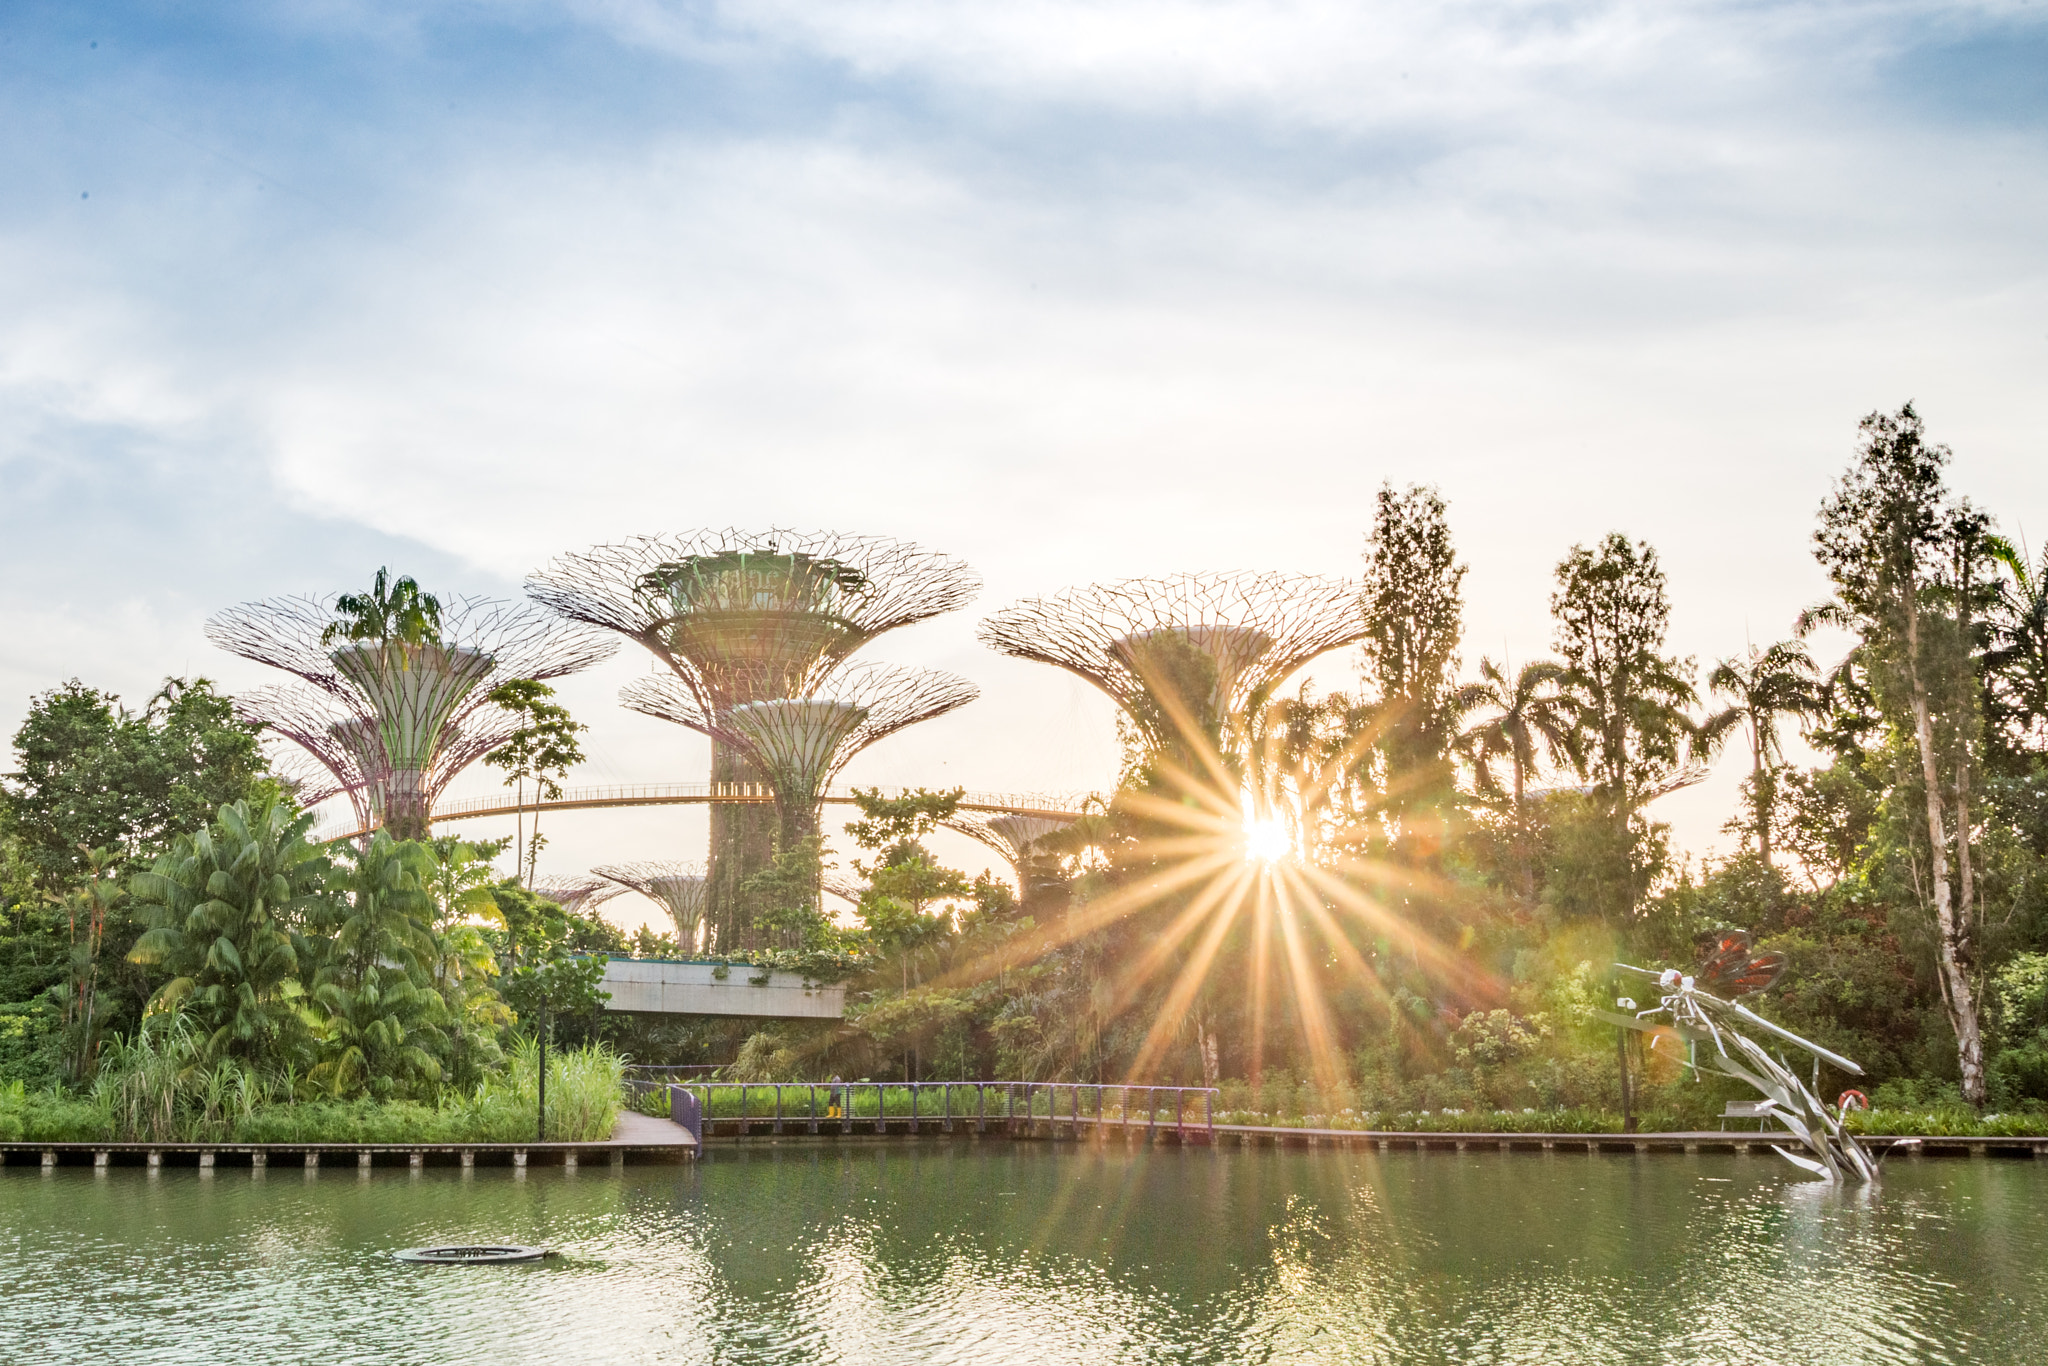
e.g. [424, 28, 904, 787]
[208, 591, 613, 839]
[524, 529, 980, 711]
[593, 862, 710, 953]
[620, 661, 979, 846]
[977, 571, 1369, 758]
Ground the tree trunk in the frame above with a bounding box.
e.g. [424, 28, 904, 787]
[1753, 726, 1773, 871]
[1906, 593, 1986, 1105]
[1954, 540, 1978, 939]
[1512, 748, 1534, 903]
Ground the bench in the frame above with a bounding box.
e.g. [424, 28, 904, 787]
[1720, 1100, 1775, 1131]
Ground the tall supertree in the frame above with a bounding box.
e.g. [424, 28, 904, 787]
[978, 571, 1369, 769]
[594, 863, 709, 954]
[209, 589, 613, 839]
[532, 875, 628, 920]
[527, 530, 979, 936]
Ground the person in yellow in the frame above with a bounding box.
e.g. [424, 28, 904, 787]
[826, 1075, 845, 1119]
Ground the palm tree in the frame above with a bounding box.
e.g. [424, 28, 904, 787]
[320, 567, 444, 648]
[308, 832, 450, 1098]
[1704, 640, 1822, 870]
[127, 796, 328, 1064]
[1454, 658, 1578, 900]
[1986, 536, 2048, 751]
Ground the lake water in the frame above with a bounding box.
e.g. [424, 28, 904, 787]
[4, 1142, 2045, 1364]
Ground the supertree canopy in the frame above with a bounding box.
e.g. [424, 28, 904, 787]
[822, 873, 870, 907]
[977, 571, 1368, 758]
[528, 530, 979, 946]
[209, 589, 614, 839]
[944, 811, 1077, 876]
[525, 530, 979, 710]
[532, 875, 628, 920]
[943, 811, 1078, 906]
[594, 863, 709, 953]
[621, 661, 979, 848]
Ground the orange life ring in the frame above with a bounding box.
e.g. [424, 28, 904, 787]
[1837, 1088, 1870, 1112]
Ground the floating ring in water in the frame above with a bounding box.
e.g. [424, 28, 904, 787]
[392, 1245, 553, 1265]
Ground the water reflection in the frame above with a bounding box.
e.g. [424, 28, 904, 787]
[3, 1144, 2043, 1364]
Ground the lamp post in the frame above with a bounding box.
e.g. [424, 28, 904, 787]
[1616, 994, 1638, 1134]
[537, 1002, 549, 1143]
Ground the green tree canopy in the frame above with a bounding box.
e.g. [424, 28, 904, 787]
[3, 677, 269, 888]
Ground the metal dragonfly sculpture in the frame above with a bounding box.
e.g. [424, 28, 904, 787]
[1602, 932, 1878, 1184]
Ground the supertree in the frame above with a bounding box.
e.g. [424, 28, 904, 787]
[944, 811, 1077, 879]
[209, 592, 613, 839]
[977, 571, 1368, 763]
[527, 530, 979, 933]
[594, 863, 710, 954]
[532, 875, 628, 920]
[623, 661, 978, 848]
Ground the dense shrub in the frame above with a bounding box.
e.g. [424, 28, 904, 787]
[0, 1080, 111, 1141]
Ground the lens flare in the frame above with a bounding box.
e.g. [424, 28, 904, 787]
[890, 670, 1496, 1101]
[1243, 817, 1292, 863]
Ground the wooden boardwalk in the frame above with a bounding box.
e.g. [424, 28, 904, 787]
[690, 1112, 2048, 1160]
[12, 1110, 2041, 1166]
[0, 1109, 697, 1170]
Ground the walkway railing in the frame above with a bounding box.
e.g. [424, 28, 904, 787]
[640, 1080, 1218, 1143]
[318, 783, 1091, 843]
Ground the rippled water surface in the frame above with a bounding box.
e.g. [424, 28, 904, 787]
[4, 1142, 2046, 1364]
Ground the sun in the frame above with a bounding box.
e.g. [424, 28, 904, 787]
[1243, 816, 1293, 864]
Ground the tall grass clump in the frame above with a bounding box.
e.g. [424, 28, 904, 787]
[461, 1039, 623, 1142]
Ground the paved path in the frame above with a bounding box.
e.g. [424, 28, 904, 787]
[1, 1107, 697, 1168]
[610, 1110, 696, 1147]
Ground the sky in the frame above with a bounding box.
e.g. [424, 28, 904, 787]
[2, 1, 2044, 932]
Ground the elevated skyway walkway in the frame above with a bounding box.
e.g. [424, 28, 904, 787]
[319, 782, 1091, 843]
[599, 958, 846, 1019]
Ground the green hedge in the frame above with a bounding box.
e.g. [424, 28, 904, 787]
[1844, 1107, 2048, 1137]
[1, 1045, 624, 1146]
[0, 1084, 112, 1142]
[1208, 1105, 2048, 1137]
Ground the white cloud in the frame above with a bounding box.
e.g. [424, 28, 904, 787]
[1, 0, 2044, 869]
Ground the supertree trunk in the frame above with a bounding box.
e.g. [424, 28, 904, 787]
[382, 767, 432, 841]
[706, 739, 777, 954]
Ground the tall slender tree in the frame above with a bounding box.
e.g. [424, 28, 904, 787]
[1813, 402, 1988, 1104]
[1360, 483, 1467, 852]
[1550, 533, 1709, 920]
[484, 680, 586, 888]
